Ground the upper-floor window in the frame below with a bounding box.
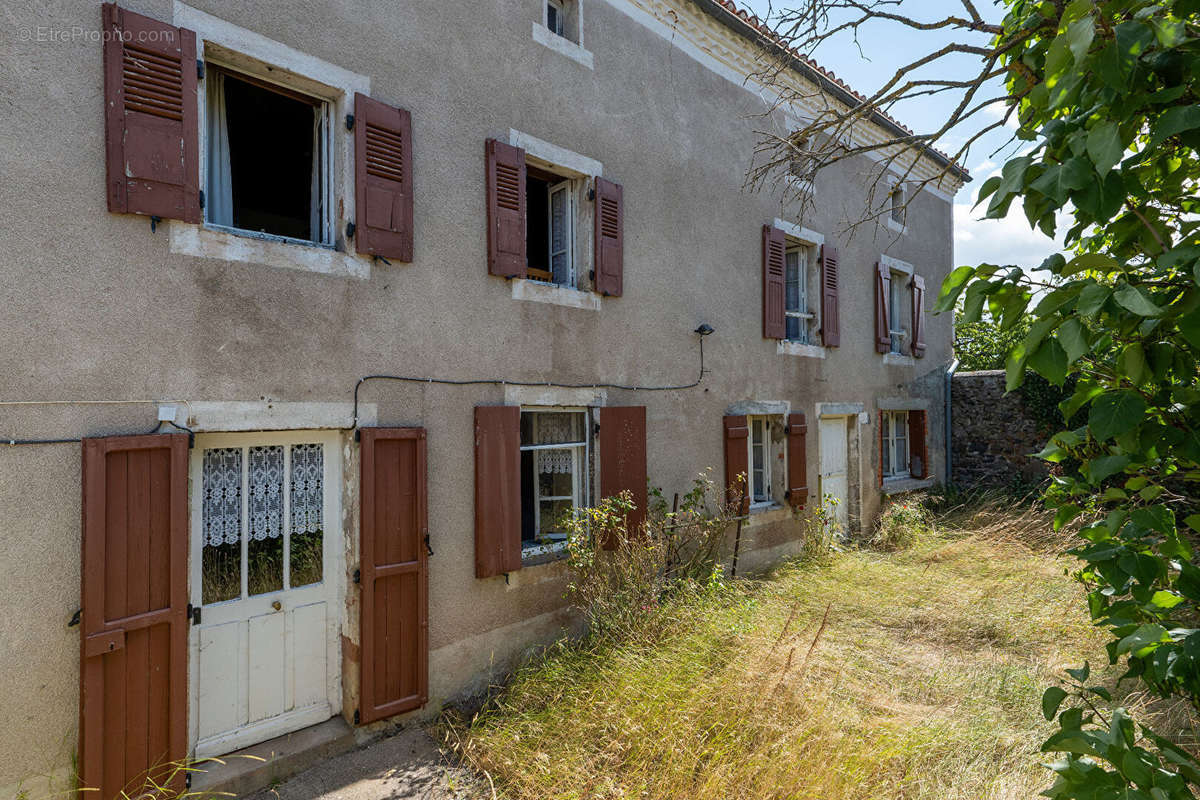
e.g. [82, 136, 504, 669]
[547, 0, 565, 36]
[205, 66, 332, 246]
[785, 244, 816, 344]
[544, 0, 580, 43]
[520, 410, 589, 552]
[881, 411, 909, 480]
[889, 184, 905, 225]
[526, 165, 576, 286]
[888, 269, 910, 354]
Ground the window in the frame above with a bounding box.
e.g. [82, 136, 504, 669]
[785, 244, 815, 343]
[205, 67, 331, 246]
[520, 410, 589, 551]
[889, 184, 905, 224]
[525, 164, 577, 286]
[547, 0, 565, 36]
[889, 270, 909, 354]
[881, 411, 909, 479]
[746, 415, 786, 506]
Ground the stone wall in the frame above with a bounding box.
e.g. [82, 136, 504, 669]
[951, 370, 1049, 488]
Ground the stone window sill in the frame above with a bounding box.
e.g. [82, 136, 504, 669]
[520, 539, 570, 569]
[881, 476, 935, 496]
[744, 503, 793, 528]
[512, 278, 600, 310]
[883, 352, 916, 367]
[777, 340, 825, 359]
[169, 222, 368, 279]
[887, 217, 908, 235]
[531, 22, 594, 69]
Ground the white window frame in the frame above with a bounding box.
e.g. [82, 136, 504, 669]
[746, 415, 775, 508]
[880, 254, 914, 356]
[519, 408, 590, 556]
[546, 0, 566, 36]
[784, 244, 814, 344]
[881, 410, 910, 480]
[546, 179, 575, 287]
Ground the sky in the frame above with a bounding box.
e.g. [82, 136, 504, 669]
[741, 0, 1064, 271]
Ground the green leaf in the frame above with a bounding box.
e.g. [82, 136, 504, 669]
[1113, 284, 1164, 317]
[1086, 121, 1123, 177]
[1185, 514, 1200, 534]
[1054, 503, 1082, 530]
[1057, 318, 1089, 364]
[1178, 309, 1200, 349]
[935, 266, 975, 313]
[1066, 15, 1095, 62]
[1150, 591, 1184, 610]
[1089, 390, 1147, 441]
[1117, 623, 1168, 657]
[1030, 338, 1069, 385]
[1042, 686, 1068, 721]
[1005, 342, 1029, 392]
[1088, 454, 1132, 483]
[973, 176, 1001, 207]
[1121, 342, 1148, 385]
[1148, 105, 1200, 150]
[1063, 253, 1118, 277]
[1076, 283, 1111, 316]
[1065, 662, 1090, 682]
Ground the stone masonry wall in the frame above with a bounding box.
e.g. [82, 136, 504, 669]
[951, 370, 1049, 488]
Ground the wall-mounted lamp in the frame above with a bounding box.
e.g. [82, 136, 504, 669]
[694, 323, 715, 336]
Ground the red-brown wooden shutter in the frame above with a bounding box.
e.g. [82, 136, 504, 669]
[102, 4, 199, 223]
[875, 262, 892, 354]
[80, 434, 188, 800]
[354, 93, 413, 262]
[908, 411, 929, 479]
[911, 274, 927, 358]
[762, 225, 786, 340]
[485, 139, 526, 279]
[475, 406, 522, 577]
[359, 428, 428, 723]
[820, 245, 840, 347]
[599, 406, 647, 547]
[785, 412, 808, 509]
[723, 415, 750, 515]
[594, 177, 624, 296]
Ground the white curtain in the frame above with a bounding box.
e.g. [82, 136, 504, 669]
[205, 72, 234, 227]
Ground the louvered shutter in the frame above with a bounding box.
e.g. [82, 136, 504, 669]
[80, 434, 189, 800]
[762, 225, 786, 340]
[820, 245, 840, 346]
[911, 275, 927, 358]
[594, 177, 624, 296]
[354, 94, 413, 262]
[875, 262, 892, 354]
[599, 407, 647, 547]
[908, 411, 929, 479]
[485, 139, 526, 279]
[475, 406, 522, 577]
[103, 4, 199, 223]
[723, 415, 750, 515]
[785, 412, 808, 508]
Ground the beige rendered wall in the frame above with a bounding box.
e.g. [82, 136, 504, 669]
[0, 0, 959, 790]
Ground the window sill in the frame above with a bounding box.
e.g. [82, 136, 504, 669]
[531, 22, 594, 69]
[881, 476, 935, 496]
[777, 340, 825, 359]
[882, 352, 916, 367]
[521, 539, 570, 567]
[887, 217, 908, 235]
[744, 503, 793, 528]
[169, 222, 369, 279]
[512, 278, 600, 310]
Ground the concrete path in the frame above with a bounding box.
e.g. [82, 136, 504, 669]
[244, 726, 481, 800]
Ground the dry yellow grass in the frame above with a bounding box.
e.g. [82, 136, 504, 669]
[443, 506, 1142, 800]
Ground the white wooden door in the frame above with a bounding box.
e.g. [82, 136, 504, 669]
[188, 431, 342, 758]
[818, 416, 849, 535]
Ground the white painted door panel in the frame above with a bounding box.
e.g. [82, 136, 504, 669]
[818, 416, 850, 534]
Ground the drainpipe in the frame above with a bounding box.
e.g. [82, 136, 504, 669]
[945, 358, 960, 486]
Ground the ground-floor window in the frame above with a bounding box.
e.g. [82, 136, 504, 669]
[881, 411, 909, 479]
[520, 409, 588, 552]
[746, 415, 786, 507]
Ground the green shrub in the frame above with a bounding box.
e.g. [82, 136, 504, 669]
[872, 495, 933, 551]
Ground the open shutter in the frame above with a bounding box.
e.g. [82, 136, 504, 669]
[723, 415, 750, 515]
[359, 428, 428, 723]
[594, 177, 624, 296]
[475, 406, 522, 577]
[875, 262, 892, 354]
[102, 4, 199, 223]
[762, 225, 786, 339]
[785, 412, 808, 508]
[354, 94, 413, 262]
[911, 275, 926, 358]
[820, 244, 840, 346]
[80, 434, 189, 800]
[599, 407, 647, 546]
[908, 411, 929, 479]
[485, 139, 526, 279]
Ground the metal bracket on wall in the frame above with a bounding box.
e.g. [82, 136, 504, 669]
[353, 709, 360, 725]
[345, 114, 355, 131]
[196, 59, 204, 80]
[68, 608, 81, 627]
[353, 568, 361, 584]
[345, 221, 356, 240]
[149, 215, 162, 233]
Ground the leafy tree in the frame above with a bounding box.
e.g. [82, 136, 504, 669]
[753, 0, 1200, 795]
[956, 311, 1032, 370]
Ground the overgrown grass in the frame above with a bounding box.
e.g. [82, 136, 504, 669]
[443, 501, 1185, 800]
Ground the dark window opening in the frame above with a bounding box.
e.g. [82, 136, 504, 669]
[524, 164, 573, 285]
[526, 173, 551, 281]
[207, 69, 325, 243]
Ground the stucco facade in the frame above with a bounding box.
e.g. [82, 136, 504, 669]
[0, 0, 964, 795]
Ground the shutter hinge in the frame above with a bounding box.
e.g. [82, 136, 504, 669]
[593, 422, 600, 436]
[68, 608, 81, 627]
[345, 114, 355, 131]
[345, 221, 356, 240]
[149, 215, 162, 233]
[372, 255, 392, 266]
[587, 187, 596, 201]
[187, 603, 201, 625]
[353, 568, 361, 584]
[353, 709, 360, 725]
[424, 533, 434, 557]
[186, 773, 192, 789]
[196, 59, 204, 80]
[198, 190, 205, 210]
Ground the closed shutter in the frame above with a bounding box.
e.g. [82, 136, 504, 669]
[599, 406, 647, 547]
[475, 406, 522, 577]
[354, 94, 413, 262]
[785, 412, 808, 508]
[485, 139, 526, 279]
[820, 244, 840, 347]
[102, 4, 199, 223]
[594, 177, 624, 296]
[875, 262, 892, 354]
[908, 411, 929, 479]
[359, 428, 428, 723]
[80, 434, 189, 800]
[723, 415, 750, 515]
[911, 275, 927, 358]
[762, 225, 786, 340]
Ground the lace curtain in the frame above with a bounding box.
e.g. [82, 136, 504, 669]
[291, 443, 323, 534]
[201, 443, 324, 548]
[248, 446, 284, 541]
[202, 448, 241, 547]
[538, 448, 574, 474]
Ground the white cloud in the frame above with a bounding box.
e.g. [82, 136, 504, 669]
[953, 197, 1067, 271]
[982, 101, 1019, 130]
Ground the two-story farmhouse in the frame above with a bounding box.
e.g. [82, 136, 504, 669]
[0, 0, 967, 796]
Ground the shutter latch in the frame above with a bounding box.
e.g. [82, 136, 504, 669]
[68, 608, 81, 627]
[353, 568, 361, 584]
[345, 221, 356, 240]
[187, 603, 201, 625]
[149, 215, 162, 233]
[345, 114, 355, 131]
[196, 59, 204, 80]
[424, 533, 434, 557]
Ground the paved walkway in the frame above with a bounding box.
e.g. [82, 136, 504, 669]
[244, 726, 481, 800]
